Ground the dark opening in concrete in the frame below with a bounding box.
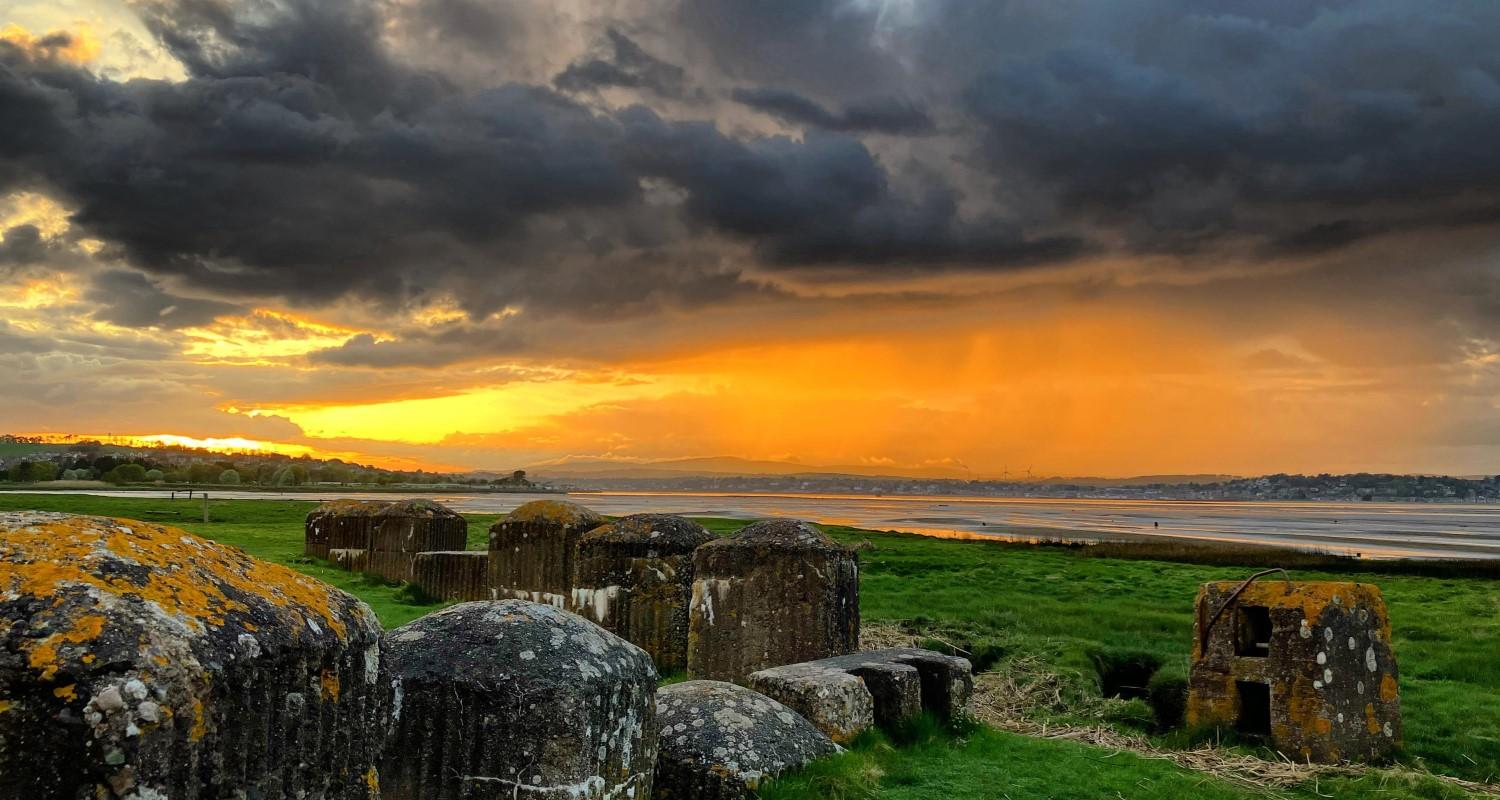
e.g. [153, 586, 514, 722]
[1236, 681, 1272, 735]
[1235, 606, 1272, 658]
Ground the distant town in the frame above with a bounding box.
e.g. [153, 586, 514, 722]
[1, 434, 1494, 502]
[559, 472, 1500, 503]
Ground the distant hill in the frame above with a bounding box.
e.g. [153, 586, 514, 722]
[525, 455, 980, 480]
[525, 455, 1234, 485]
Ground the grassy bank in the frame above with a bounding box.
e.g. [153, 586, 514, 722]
[1, 493, 1494, 797]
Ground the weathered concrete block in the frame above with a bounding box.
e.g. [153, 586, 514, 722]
[745, 664, 873, 743]
[0, 512, 387, 800]
[410, 551, 490, 602]
[687, 520, 859, 683]
[380, 600, 657, 800]
[654, 680, 839, 800]
[307, 499, 468, 584]
[572, 514, 714, 672]
[488, 500, 604, 606]
[1188, 580, 1401, 763]
[876, 648, 974, 720]
[845, 662, 921, 730]
[748, 648, 973, 741]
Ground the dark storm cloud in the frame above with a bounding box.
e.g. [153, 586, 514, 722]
[4, 0, 1500, 332]
[957, 2, 1500, 255]
[618, 106, 1082, 267]
[554, 29, 688, 99]
[309, 328, 528, 368]
[0, 225, 49, 270]
[0, 0, 1069, 325]
[730, 88, 934, 135]
[0, 223, 102, 279]
[83, 270, 243, 329]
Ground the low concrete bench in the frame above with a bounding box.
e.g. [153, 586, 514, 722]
[410, 551, 490, 601]
[329, 547, 367, 571]
[747, 648, 973, 742]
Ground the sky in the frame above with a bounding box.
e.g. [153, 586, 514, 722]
[2, 0, 1499, 477]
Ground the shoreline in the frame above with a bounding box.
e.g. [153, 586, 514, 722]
[3, 487, 1498, 562]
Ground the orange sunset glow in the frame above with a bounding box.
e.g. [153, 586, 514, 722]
[3, 2, 1498, 479]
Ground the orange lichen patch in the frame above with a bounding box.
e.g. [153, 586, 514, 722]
[1204, 580, 1383, 622]
[25, 613, 105, 680]
[0, 514, 352, 681]
[321, 669, 341, 701]
[1380, 674, 1399, 703]
[0, 700, 13, 714]
[503, 500, 601, 526]
[364, 766, 380, 795]
[1187, 672, 1239, 725]
[1282, 678, 1324, 729]
[53, 684, 77, 702]
[1365, 703, 1381, 735]
[190, 697, 208, 742]
[312, 499, 394, 517]
[311, 499, 458, 520]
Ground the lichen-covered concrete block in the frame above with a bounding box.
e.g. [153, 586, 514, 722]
[744, 664, 873, 742]
[410, 551, 490, 602]
[380, 600, 657, 800]
[748, 648, 973, 741]
[0, 512, 387, 800]
[307, 499, 468, 583]
[687, 520, 859, 683]
[488, 500, 604, 606]
[654, 680, 838, 799]
[573, 514, 714, 672]
[1188, 580, 1401, 763]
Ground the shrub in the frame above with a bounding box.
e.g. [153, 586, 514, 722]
[1087, 647, 1163, 700]
[219, 469, 241, 484]
[144, 469, 165, 482]
[1146, 669, 1189, 731]
[102, 464, 148, 485]
[1102, 697, 1155, 731]
[5, 460, 54, 482]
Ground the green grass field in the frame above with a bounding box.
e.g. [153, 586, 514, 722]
[1, 493, 1494, 798]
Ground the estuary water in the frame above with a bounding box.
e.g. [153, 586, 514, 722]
[9, 488, 1500, 560]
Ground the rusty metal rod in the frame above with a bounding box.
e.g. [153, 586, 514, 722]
[1198, 567, 1292, 655]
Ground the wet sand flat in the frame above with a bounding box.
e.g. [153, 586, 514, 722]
[11, 489, 1500, 560]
